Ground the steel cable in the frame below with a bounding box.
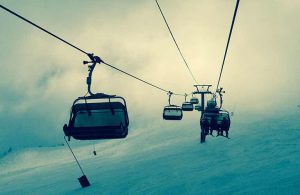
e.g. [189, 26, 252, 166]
[215, 0, 240, 91]
[155, 0, 199, 85]
[0, 3, 186, 96]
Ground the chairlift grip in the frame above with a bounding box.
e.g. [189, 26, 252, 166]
[83, 54, 103, 96]
[167, 91, 173, 105]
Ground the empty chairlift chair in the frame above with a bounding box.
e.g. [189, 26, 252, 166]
[182, 93, 193, 111]
[194, 104, 203, 111]
[182, 102, 194, 111]
[190, 97, 199, 104]
[63, 94, 129, 140]
[163, 105, 183, 120]
[163, 91, 183, 120]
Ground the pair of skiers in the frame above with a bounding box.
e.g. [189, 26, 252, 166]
[201, 117, 229, 138]
[219, 117, 230, 137]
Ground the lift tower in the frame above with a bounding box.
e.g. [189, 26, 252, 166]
[193, 85, 213, 143]
[192, 85, 212, 114]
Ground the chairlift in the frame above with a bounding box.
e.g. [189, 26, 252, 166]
[194, 104, 203, 111]
[182, 94, 193, 111]
[63, 54, 129, 141]
[200, 110, 231, 132]
[163, 105, 183, 120]
[63, 94, 129, 140]
[182, 102, 193, 111]
[190, 97, 199, 104]
[200, 90, 231, 142]
[163, 91, 183, 120]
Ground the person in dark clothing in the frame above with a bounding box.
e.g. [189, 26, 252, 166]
[221, 117, 230, 137]
[211, 117, 218, 135]
[201, 117, 210, 135]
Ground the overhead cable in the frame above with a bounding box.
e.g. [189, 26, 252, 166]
[0, 4, 88, 55]
[103, 61, 185, 96]
[0, 3, 185, 96]
[215, 0, 240, 91]
[155, 0, 199, 85]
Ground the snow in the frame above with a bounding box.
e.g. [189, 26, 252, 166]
[1, 117, 300, 194]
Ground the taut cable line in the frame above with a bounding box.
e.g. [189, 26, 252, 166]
[0, 3, 186, 96]
[215, 0, 240, 91]
[155, 0, 199, 85]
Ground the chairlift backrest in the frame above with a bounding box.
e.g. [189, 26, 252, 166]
[182, 102, 193, 111]
[64, 95, 129, 140]
[218, 112, 230, 120]
[163, 105, 183, 120]
[201, 110, 231, 130]
[190, 97, 199, 104]
[195, 104, 203, 111]
[73, 102, 128, 128]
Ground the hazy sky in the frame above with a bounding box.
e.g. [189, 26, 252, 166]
[0, 0, 300, 150]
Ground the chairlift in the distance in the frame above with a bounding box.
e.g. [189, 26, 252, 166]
[190, 96, 199, 104]
[182, 94, 193, 111]
[194, 104, 203, 111]
[163, 91, 183, 120]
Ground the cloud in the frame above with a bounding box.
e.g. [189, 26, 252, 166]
[0, 0, 299, 151]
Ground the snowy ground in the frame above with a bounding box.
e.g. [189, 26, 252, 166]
[1, 116, 300, 195]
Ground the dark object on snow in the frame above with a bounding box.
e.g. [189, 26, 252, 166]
[182, 94, 193, 111]
[78, 175, 90, 188]
[64, 136, 91, 188]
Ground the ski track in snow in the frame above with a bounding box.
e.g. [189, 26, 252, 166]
[0, 119, 300, 195]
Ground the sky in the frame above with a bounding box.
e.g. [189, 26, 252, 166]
[0, 0, 300, 151]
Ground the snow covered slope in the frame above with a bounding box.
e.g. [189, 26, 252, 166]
[0, 116, 300, 194]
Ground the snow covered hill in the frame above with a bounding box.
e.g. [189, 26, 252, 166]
[0, 115, 300, 194]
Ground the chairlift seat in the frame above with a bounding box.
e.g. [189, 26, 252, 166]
[190, 97, 199, 104]
[182, 102, 193, 111]
[200, 110, 231, 131]
[195, 104, 203, 111]
[64, 97, 129, 140]
[163, 105, 183, 120]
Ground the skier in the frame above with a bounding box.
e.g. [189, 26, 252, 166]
[221, 117, 230, 137]
[211, 117, 218, 135]
[201, 117, 210, 135]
